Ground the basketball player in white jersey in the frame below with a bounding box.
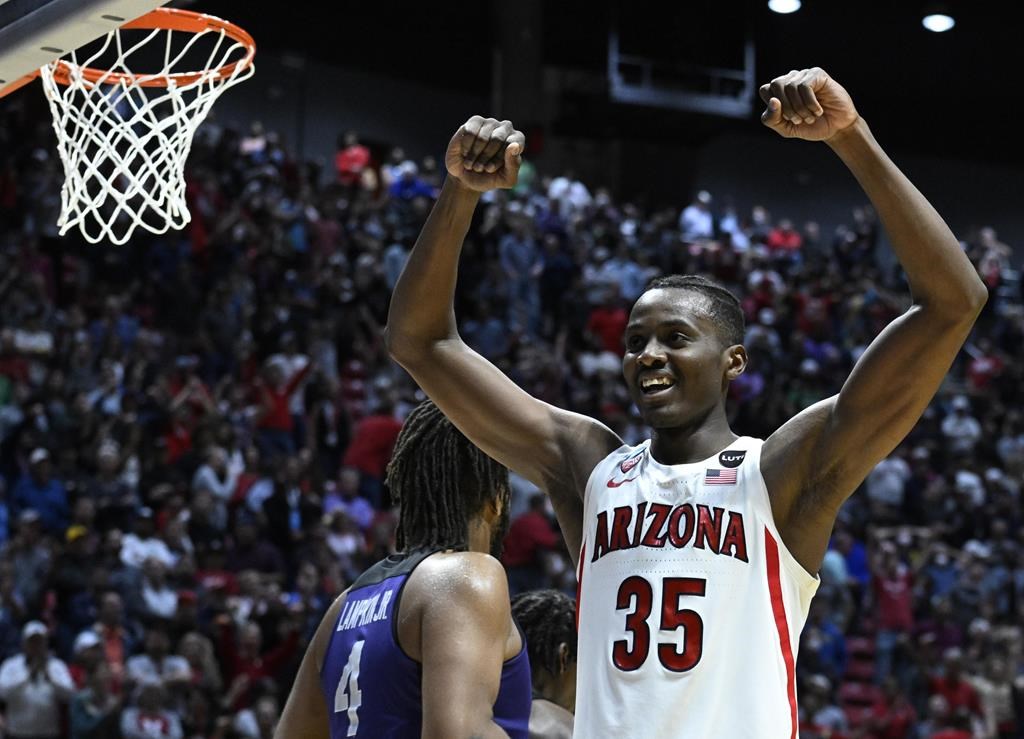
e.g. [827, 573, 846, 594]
[385, 67, 987, 737]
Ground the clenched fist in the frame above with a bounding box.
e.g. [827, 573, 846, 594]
[445, 116, 526, 192]
[759, 68, 859, 142]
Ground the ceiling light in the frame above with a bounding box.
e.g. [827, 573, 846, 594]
[922, 13, 955, 32]
[768, 0, 801, 14]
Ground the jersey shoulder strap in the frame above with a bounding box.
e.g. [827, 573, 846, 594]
[348, 546, 445, 593]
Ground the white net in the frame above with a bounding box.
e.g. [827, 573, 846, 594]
[39, 16, 254, 245]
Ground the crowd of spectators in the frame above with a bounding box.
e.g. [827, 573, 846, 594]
[0, 90, 1022, 738]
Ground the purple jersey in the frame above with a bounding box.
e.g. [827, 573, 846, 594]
[319, 548, 532, 738]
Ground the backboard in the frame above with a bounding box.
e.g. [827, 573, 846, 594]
[0, 0, 165, 97]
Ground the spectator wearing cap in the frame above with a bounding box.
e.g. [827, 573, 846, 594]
[50, 525, 96, 640]
[0, 621, 74, 739]
[69, 630, 104, 689]
[11, 448, 68, 536]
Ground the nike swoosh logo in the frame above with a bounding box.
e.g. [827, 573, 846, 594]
[607, 476, 639, 488]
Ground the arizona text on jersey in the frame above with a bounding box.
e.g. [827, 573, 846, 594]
[575, 437, 819, 738]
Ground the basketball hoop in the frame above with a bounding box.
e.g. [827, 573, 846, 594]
[37, 8, 255, 245]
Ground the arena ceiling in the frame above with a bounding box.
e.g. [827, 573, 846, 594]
[194, 0, 1024, 164]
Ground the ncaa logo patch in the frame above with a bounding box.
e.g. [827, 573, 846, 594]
[718, 450, 746, 469]
[620, 451, 644, 474]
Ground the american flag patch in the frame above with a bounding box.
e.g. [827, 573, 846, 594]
[704, 468, 737, 485]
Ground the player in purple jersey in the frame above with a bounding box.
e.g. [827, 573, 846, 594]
[275, 401, 531, 739]
[511, 590, 577, 739]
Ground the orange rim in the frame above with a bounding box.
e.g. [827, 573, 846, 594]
[47, 7, 255, 88]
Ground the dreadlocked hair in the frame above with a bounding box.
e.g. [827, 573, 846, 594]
[642, 274, 745, 347]
[511, 590, 577, 677]
[387, 400, 509, 552]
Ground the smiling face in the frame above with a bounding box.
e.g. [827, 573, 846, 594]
[622, 288, 746, 429]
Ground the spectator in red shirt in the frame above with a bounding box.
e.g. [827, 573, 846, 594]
[0, 329, 29, 387]
[586, 291, 628, 356]
[502, 494, 562, 595]
[342, 399, 402, 508]
[766, 218, 803, 254]
[930, 648, 983, 723]
[873, 544, 914, 682]
[966, 338, 1005, 392]
[68, 630, 104, 689]
[216, 616, 300, 711]
[868, 678, 919, 739]
[254, 358, 312, 462]
[334, 131, 370, 188]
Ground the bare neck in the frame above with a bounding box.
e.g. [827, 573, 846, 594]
[465, 515, 492, 555]
[649, 405, 738, 466]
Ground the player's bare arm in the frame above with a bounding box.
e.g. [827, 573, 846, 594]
[403, 552, 520, 739]
[384, 117, 621, 562]
[757, 68, 988, 572]
[274, 591, 349, 739]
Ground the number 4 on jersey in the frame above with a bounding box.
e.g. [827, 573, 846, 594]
[334, 639, 365, 736]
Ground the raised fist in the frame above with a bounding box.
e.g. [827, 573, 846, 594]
[759, 67, 859, 142]
[445, 116, 526, 192]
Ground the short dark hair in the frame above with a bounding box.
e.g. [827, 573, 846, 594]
[387, 400, 509, 552]
[511, 589, 577, 678]
[641, 274, 745, 347]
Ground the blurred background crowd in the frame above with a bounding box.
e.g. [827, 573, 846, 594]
[0, 93, 1021, 738]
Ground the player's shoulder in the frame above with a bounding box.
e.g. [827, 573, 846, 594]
[414, 551, 510, 606]
[550, 407, 626, 470]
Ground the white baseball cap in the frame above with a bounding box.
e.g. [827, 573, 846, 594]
[22, 621, 47, 640]
[73, 630, 102, 653]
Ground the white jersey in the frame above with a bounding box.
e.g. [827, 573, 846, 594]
[574, 436, 819, 738]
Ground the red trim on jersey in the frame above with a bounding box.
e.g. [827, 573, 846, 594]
[765, 528, 798, 739]
[576, 543, 586, 632]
